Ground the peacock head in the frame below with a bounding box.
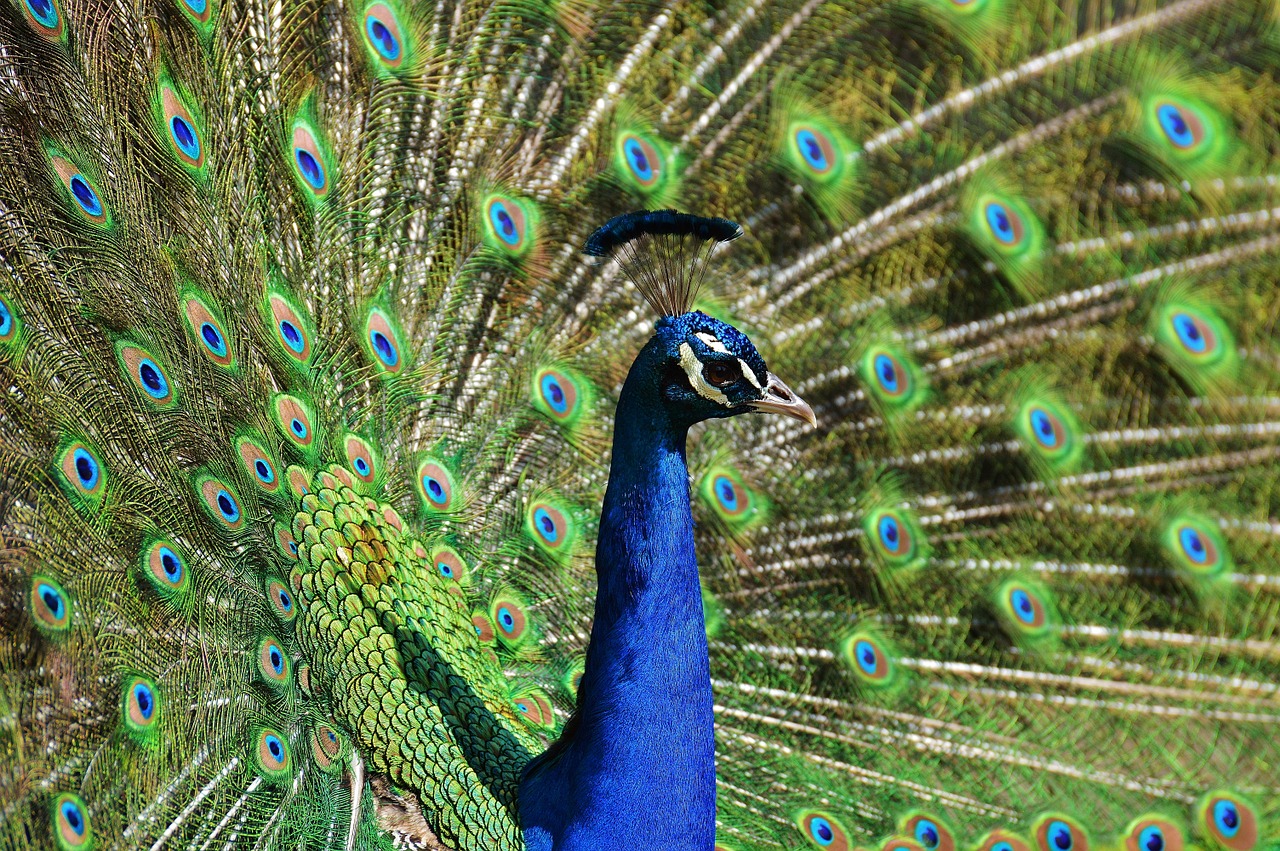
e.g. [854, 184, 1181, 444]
[586, 209, 816, 430]
[651, 310, 815, 427]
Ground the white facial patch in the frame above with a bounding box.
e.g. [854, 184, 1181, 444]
[694, 332, 763, 390]
[683, 334, 764, 397]
[695, 332, 729, 353]
[678, 342, 731, 406]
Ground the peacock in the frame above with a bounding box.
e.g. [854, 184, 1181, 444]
[1, 0, 1278, 846]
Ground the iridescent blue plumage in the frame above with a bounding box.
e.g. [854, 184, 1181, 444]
[520, 225, 814, 850]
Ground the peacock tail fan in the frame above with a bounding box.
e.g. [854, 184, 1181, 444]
[0, 0, 1278, 849]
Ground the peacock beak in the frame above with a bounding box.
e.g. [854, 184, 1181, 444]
[749, 373, 816, 427]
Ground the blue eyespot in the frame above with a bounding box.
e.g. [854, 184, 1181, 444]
[137, 359, 169, 399]
[498, 607, 515, 630]
[992, 844, 1014, 851]
[808, 815, 835, 846]
[215, 489, 240, 523]
[915, 820, 940, 849]
[437, 561, 453, 578]
[31, 578, 72, 630]
[985, 202, 1017, 245]
[200, 322, 227, 357]
[365, 16, 400, 60]
[158, 547, 182, 582]
[278, 320, 305, 354]
[854, 640, 878, 675]
[353, 457, 370, 476]
[795, 129, 829, 172]
[533, 507, 558, 543]
[1029, 408, 1058, 448]
[1048, 821, 1073, 851]
[170, 116, 201, 160]
[266, 578, 295, 616]
[423, 476, 446, 505]
[1171, 312, 1206, 353]
[124, 676, 160, 732]
[526, 502, 569, 550]
[535, 369, 581, 422]
[69, 175, 103, 218]
[290, 418, 308, 439]
[133, 682, 155, 719]
[714, 476, 740, 513]
[295, 149, 325, 190]
[624, 138, 652, 182]
[38, 582, 65, 619]
[25, 0, 58, 28]
[1138, 826, 1164, 851]
[489, 203, 520, 246]
[866, 509, 918, 567]
[181, 0, 207, 14]
[268, 644, 284, 674]
[361, 5, 406, 67]
[1179, 526, 1207, 563]
[1213, 800, 1240, 836]
[874, 353, 898, 393]
[254, 727, 291, 774]
[540, 374, 568, 414]
[369, 329, 398, 367]
[877, 514, 900, 550]
[364, 313, 404, 374]
[483, 197, 531, 253]
[72, 448, 99, 490]
[254, 458, 275, 485]
[60, 799, 85, 835]
[1010, 589, 1035, 623]
[1157, 104, 1195, 149]
[0, 298, 12, 337]
[418, 465, 457, 510]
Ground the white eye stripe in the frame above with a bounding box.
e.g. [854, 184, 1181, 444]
[678, 342, 731, 406]
[694, 332, 729, 353]
[694, 332, 763, 390]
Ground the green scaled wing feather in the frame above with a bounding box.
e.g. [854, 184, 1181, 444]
[1, 0, 1278, 849]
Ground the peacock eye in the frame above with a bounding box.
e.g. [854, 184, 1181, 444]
[704, 359, 742, 388]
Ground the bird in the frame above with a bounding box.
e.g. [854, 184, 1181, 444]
[0, 0, 1277, 847]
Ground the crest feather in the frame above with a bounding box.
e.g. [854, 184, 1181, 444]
[584, 210, 743, 316]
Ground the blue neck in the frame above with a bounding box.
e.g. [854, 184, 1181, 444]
[519, 340, 716, 851]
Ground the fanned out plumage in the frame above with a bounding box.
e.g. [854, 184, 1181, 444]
[0, 0, 1277, 849]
